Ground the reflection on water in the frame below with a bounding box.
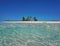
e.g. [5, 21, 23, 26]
[0, 23, 60, 46]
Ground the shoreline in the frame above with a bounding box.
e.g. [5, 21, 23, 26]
[1, 21, 60, 23]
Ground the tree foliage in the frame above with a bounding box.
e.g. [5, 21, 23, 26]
[22, 17, 25, 21]
[26, 16, 31, 21]
[22, 16, 38, 21]
[33, 17, 38, 21]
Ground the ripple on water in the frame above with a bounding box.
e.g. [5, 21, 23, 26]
[0, 23, 60, 46]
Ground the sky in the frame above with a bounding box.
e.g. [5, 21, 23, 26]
[0, 0, 60, 21]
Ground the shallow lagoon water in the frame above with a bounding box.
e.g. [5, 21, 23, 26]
[0, 23, 60, 46]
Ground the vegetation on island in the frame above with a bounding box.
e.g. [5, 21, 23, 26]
[22, 16, 38, 21]
[5, 16, 38, 21]
[33, 17, 38, 21]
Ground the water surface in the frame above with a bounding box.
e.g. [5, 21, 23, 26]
[0, 23, 60, 46]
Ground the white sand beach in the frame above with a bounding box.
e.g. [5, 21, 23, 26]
[2, 21, 60, 23]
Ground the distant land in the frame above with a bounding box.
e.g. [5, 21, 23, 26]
[4, 20, 60, 21]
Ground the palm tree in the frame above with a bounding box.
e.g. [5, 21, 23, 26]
[26, 16, 32, 21]
[22, 17, 26, 21]
[22, 16, 38, 21]
[33, 17, 38, 21]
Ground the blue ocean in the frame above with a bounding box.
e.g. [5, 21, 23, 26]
[0, 23, 60, 46]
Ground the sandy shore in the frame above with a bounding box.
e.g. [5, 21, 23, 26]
[1, 21, 60, 23]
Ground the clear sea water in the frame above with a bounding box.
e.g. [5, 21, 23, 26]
[0, 23, 60, 46]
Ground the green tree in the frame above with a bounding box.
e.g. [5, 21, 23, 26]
[33, 17, 38, 21]
[22, 17, 26, 21]
[26, 16, 32, 21]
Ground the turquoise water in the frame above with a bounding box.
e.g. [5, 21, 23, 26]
[0, 23, 60, 46]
